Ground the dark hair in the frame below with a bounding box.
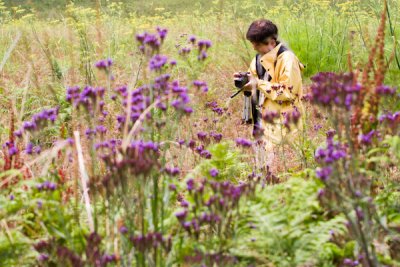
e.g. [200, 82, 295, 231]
[246, 19, 278, 43]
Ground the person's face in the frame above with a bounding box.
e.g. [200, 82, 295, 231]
[251, 38, 276, 55]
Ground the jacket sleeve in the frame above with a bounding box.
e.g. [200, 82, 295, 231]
[256, 52, 301, 102]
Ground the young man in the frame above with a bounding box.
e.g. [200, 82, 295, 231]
[234, 19, 304, 169]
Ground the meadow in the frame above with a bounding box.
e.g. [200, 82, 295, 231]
[0, 0, 399, 266]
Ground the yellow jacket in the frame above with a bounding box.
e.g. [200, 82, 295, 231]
[248, 43, 304, 115]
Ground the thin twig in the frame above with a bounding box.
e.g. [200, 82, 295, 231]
[0, 31, 21, 72]
[74, 131, 94, 232]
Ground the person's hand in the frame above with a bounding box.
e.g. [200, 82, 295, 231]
[233, 72, 241, 78]
[242, 73, 258, 91]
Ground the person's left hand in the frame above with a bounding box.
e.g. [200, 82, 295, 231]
[242, 73, 258, 91]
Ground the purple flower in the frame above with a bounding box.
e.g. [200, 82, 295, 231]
[317, 189, 325, 198]
[188, 35, 196, 44]
[235, 138, 252, 148]
[198, 50, 208, 61]
[200, 150, 212, 159]
[8, 146, 18, 156]
[37, 253, 49, 261]
[313, 124, 322, 131]
[119, 226, 128, 234]
[197, 131, 208, 141]
[376, 85, 396, 95]
[165, 167, 180, 176]
[34, 145, 41, 155]
[175, 210, 187, 221]
[14, 130, 22, 138]
[169, 184, 177, 191]
[193, 80, 206, 87]
[37, 181, 57, 191]
[170, 59, 177, 66]
[195, 145, 204, 154]
[149, 54, 168, 71]
[136, 31, 161, 52]
[177, 139, 185, 146]
[95, 58, 113, 70]
[96, 125, 107, 134]
[359, 130, 375, 146]
[102, 254, 117, 263]
[179, 47, 191, 55]
[355, 206, 364, 221]
[181, 200, 189, 208]
[156, 26, 168, 41]
[209, 168, 219, 177]
[186, 178, 195, 191]
[315, 136, 347, 164]
[197, 40, 212, 49]
[184, 106, 193, 114]
[316, 166, 332, 181]
[310, 72, 361, 110]
[343, 259, 353, 265]
[210, 132, 222, 142]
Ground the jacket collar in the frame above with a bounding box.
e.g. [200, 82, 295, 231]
[260, 42, 283, 66]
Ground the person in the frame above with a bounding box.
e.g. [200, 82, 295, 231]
[234, 19, 304, 169]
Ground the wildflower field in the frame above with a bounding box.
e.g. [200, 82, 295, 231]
[0, 0, 400, 266]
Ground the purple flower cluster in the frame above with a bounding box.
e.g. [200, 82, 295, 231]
[310, 72, 361, 110]
[136, 28, 164, 55]
[205, 101, 224, 116]
[210, 131, 223, 142]
[209, 168, 219, 177]
[178, 35, 211, 61]
[15, 107, 59, 135]
[170, 81, 193, 114]
[378, 111, 400, 133]
[197, 131, 208, 141]
[375, 85, 397, 96]
[176, 178, 252, 238]
[112, 86, 152, 128]
[149, 54, 168, 71]
[315, 131, 347, 181]
[188, 141, 212, 159]
[197, 39, 212, 61]
[262, 110, 280, 124]
[179, 47, 191, 55]
[36, 181, 57, 191]
[164, 166, 180, 176]
[66, 86, 106, 117]
[193, 80, 208, 93]
[25, 142, 41, 155]
[101, 140, 159, 183]
[343, 258, 360, 266]
[156, 27, 168, 42]
[282, 107, 301, 130]
[153, 74, 171, 94]
[235, 138, 252, 148]
[130, 232, 172, 253]
[3, 141, 18, 156]
[95, 58, 113, 71]
[358, 130, 376, 146]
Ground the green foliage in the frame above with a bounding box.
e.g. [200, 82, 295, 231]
[235, 177, 348, 266]
[0, 178, 88, 266]
[191, 142, 252, 182]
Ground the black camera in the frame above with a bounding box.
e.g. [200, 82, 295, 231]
[234, 72, 249, 88]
